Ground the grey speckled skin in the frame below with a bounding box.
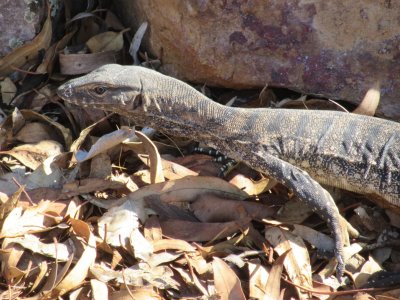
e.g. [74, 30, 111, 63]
[57, 64, 400, 279]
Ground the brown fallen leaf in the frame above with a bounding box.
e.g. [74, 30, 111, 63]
[110, 287, 161, 300]
[191, 194, 276, 222]
[42, 219, 97, 299]
[160, 218, 251, 242]
[229, 173, 275, 195]
[212, 257, 246, 300]
[0, 77, 17, 104]
[248, 261, 270, 299]
[264, 249, 291, 300]
[61, 178, 126, 197]
[86, 29, 129, 53]
[265, 226, 313, 298]
[125, 176, 248, 205]
[0, 140, 63, 170]
[97, 197, 143, 247]
[15, 122, 61, 144]
[1, 109, 73, 148]
[59, 50, 121, 75]
[136, 130, 165, 184]
[152, 238, 196, 252]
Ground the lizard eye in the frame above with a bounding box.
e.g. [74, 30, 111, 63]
[94, 86, 107, 95]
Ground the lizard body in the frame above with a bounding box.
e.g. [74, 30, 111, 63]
[58, 64, 400, 278]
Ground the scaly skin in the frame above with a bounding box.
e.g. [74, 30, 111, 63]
[57, 64, 400, 279]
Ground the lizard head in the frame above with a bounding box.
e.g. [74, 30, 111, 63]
[57, 64, 153, 123]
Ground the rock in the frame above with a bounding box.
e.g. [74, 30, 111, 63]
[0, 0, 46, 57]
[116, 0, 400, 119]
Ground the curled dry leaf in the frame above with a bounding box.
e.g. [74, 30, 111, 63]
[353, 83, 380, 116]
[212, 257, 246, 300]
[152, 238, 196, 253]
[130, 22, 148, 65]
[135, 130, 165, 184]
[160, 157, 198, 179]
[61, 178, 126, 197]
[2, 109, 72, 148]
[73, 127, 135, 162]
[229, 174, 273, 195]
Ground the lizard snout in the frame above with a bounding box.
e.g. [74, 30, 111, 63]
[57, 84, 73, 100]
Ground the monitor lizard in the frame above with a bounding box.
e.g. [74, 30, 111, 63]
[57, 64, 400, 279]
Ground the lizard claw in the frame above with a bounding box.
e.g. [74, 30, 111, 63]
[335, 250, 345, 282]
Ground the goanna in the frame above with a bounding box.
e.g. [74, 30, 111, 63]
[57, 64, 400, 279]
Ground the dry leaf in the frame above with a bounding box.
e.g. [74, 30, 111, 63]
[353, 83, 380, 116]
[229, 174, 273, 195]
[130, 228, 154, 261]
[11, 234, 72, 261]
[212, 257, 246, 300]
[43, 219, 97, 298]
[15, 122, 61, 144]
[160, 217, 251, 242]
[91, 279, 109, 300]
[264, 249, 291, 300]
[59, 50, 120, 75]
[73, 127, 135, 162]
[0, 140, 63, 170]
[125, 176, 248, 205]
[191, 194, 276, 222]
[265, 226, 313, 295]
[136, 130, 165, 184]
[0, 77, 17, 104]
[0, 201, 59, 238]
[86, 30, 128, 53]
[97, 197, 144, 247]
[152, 238, 196, 252]
[248, 261, 270, 299]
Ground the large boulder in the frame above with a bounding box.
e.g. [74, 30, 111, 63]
[117, 0, 400, 119]
[0, 0, 46, 57]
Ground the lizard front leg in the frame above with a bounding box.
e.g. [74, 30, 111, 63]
[242, 151, 346, 279]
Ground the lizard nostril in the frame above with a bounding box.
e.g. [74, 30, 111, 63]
[58, 84, 73, 99]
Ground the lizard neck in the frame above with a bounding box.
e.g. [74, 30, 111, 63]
[151, 93, 237, 141]
[138, 75, 238, 141]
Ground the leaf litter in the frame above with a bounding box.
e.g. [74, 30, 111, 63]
[0, 2, 398, 299]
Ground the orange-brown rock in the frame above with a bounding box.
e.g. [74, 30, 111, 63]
[116, 1, 400, 119]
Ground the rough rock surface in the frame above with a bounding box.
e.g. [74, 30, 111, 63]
[117, 0, 400, 119]
[0, 0, 46, 57]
